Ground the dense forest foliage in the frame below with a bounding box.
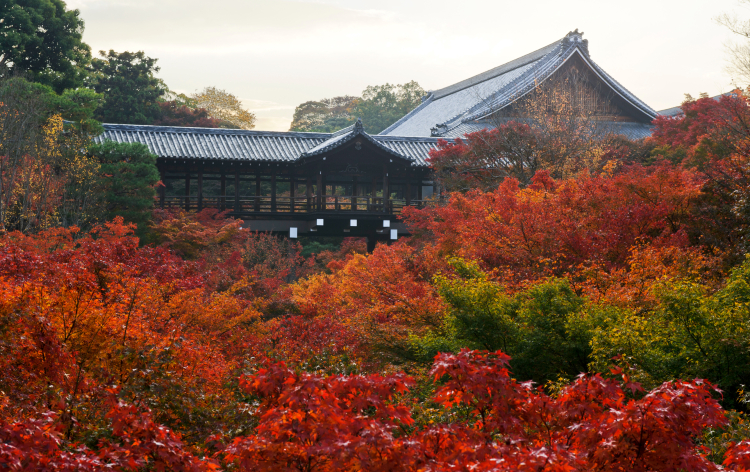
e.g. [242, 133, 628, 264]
[7, 0, 750, 471]
[289, 81, 426, 134]
[5, 87, 750, 469]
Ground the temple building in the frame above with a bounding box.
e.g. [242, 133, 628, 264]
[382, 30, 659, 140]
[95, 30, 667, 247]
[95, 119, 438, 250]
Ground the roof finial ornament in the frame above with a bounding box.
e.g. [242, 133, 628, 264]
[430, 123, 448, 137]
[354, 117, 364, 132]
[563, 29, 589, 56]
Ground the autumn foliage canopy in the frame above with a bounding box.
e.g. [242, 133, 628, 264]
[7, 87, 750, 471]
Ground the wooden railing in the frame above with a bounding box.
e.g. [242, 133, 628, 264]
[160, 195, 429, 214]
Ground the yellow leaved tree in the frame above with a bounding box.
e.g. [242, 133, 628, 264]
[190, 86, 256, 130]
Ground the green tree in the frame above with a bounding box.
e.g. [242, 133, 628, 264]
[289, 81, 425, 134]
[0, 76, 103, 233]
[354, 81, 425, 134]
[591, 255, 750, 408]
[289, 96, 358, 133]
[0, 0, 91, 93]
[89, 141, 159, 233]
[89, 50, 166, 124]
[409, 258, 596, 385]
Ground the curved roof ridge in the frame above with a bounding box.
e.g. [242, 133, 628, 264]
[301, 124, 415, 162]
[461, 43, 575, 122]
[424, 50, 563, 134]
[380, 92, 435, 135]
[431, 37, 563, 100]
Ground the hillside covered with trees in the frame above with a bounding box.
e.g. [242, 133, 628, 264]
[289, 81, 425, 134]
[6, 1, 750, 471]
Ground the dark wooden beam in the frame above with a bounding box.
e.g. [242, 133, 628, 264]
[220, 171, 226, 211]
[383, 163, 389, 214]
[352, 176, 357, 211]
[316, 167, 322, 211]
[185, 172, 191, 211]
[306, 176, 312, 212]
[255, 170, 261, 212]
[234, 172, 240, 212]
[271, 169, 277, 213]
[197, 169, 204, 211]
[290, 168, 295, 213]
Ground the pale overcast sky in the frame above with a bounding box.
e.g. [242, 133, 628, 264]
[68, 0, 744, 131]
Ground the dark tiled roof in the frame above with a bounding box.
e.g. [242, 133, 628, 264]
[435, 119, 654, 141]
[596, 121, 654, 140]
[657, 106, 683, 117]
[656, 93, 733, 119]
[382, 30, 657, 138]
[94, 123, 439, 166]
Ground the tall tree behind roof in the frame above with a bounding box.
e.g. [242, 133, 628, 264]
[152, 101, 222, 128]
[0, 0, 92, 93]
[289, 96, 359, 133]
[89, 50, 166, 125]
[290, 81, 425, 134]
[357, 81, 425, 134]
[190, 86, 256, 130]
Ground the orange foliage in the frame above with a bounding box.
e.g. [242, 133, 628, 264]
[0, 218, 253, 444]
[293, 242, 446, 358]
[403, 164, 706, 299]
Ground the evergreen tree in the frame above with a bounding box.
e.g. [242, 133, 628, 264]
[0, 0, 91, 93]
[89, 50, 165, 124]
[89, 141, 159, 233]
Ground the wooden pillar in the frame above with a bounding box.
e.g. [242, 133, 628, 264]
[352, 177, 357, 211]
[159, 183, 165, 209]
[417, 177, 423, 207]
[234, 172, 240, 212]
[366, 235, 377, 253]
[383, 164, 389, 214]
[197, 168, 204, 211]
[270, 169, 277, 212]
[406, 178, 412, 206]
[255, 170, 261, 212]
[185, 172, 191, 211]
[306, 176, 312, 211]
[289, 168, 295, 213]
[316, 167, 323, 211]
[220, 171, 226, 211]
[321, 169, 327, 211]
[371, 175, 377, 211]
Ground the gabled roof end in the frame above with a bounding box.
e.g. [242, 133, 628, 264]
[562, 29, 589, 56]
